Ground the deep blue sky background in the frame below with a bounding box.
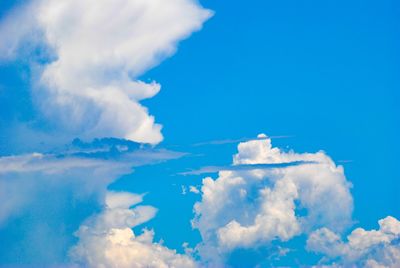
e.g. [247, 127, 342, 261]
[139, 0, 400, 259]
[0, 0, 399, 266]
[140, 0, 400, 225]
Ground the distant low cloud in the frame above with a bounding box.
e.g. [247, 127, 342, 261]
[307, 216, 400, 267]
[0, 0, 212, 144]
[70, 191, 197, 268]
[192, 134, 354, 265]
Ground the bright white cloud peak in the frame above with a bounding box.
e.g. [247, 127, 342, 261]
[307, 216, 400, 267]
[0, 0, 212, 143]
[71, 191, 197, 268]
[192, 134, 354, 263]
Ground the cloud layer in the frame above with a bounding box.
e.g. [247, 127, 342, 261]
[0, 139, 184, 263]
[0, 0, 212, 143]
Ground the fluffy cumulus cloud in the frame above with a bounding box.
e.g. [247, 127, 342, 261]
[70, 191, 197, 268]
[192, 134, 354, 263]
[307, 216, 400, 267]
[0, 0, 212, 143]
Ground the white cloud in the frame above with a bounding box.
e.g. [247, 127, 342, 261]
[70, 191, 197, 268]
[192, 134, 353, 263]
[0, 141, 184, 263]
[307, 216, 400, 268]
[0, 153, 126, 175]
[181, 185, 188, 195]
[0, 153, 128, 225]
[0, 140, 184, 223]
[0, 152, 130, 263]
[0, 0, 212, 144]
[189, 186, 200, 194]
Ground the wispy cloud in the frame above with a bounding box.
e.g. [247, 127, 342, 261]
[0, 137, 186, 175]
[192, 134, 294, 147]
[179, 161, 316, 175]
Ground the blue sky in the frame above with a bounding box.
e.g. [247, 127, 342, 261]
[0, 0, 399, 267]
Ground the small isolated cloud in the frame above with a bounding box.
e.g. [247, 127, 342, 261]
[181, 185, 188, 195]
[192, 134, 354, 264]
[181, 185, 200, 195]
[70, 191, 197, 268]
[307, 216, 400, 267]
[189, 186, 200, 194]
[0, 0, 212, 144]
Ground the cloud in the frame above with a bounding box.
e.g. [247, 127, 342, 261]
[0, 0, 212, 144]
[65, 137, 187, 164]
[192, 134, 294, 147]
[0, 153, 124, 175]
[0, 153, 126, 225]
[179, 161, 316, 175]
[307, 216, 400, 267]
[189, 186, 200, 194]
[0, 153, 126, 263]
[0, 138, 185, 263]
[70, 191, 197, 268]
[192, 134, 353, 264]
[0, 0, 212, 261]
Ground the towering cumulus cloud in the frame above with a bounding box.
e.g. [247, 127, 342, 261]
[0, 0, 212, 143]
[192, 134, 354, 264]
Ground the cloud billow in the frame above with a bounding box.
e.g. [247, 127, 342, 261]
[307, 216, 400, 267]
[192, 134, 354, 264]
[0, 0, 212, 264]
[0, 0, 212, 144]
[0, 0, 398, 267]
[70, 191, 197, 268]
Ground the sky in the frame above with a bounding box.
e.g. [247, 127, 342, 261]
[0, 0, 399, 267]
